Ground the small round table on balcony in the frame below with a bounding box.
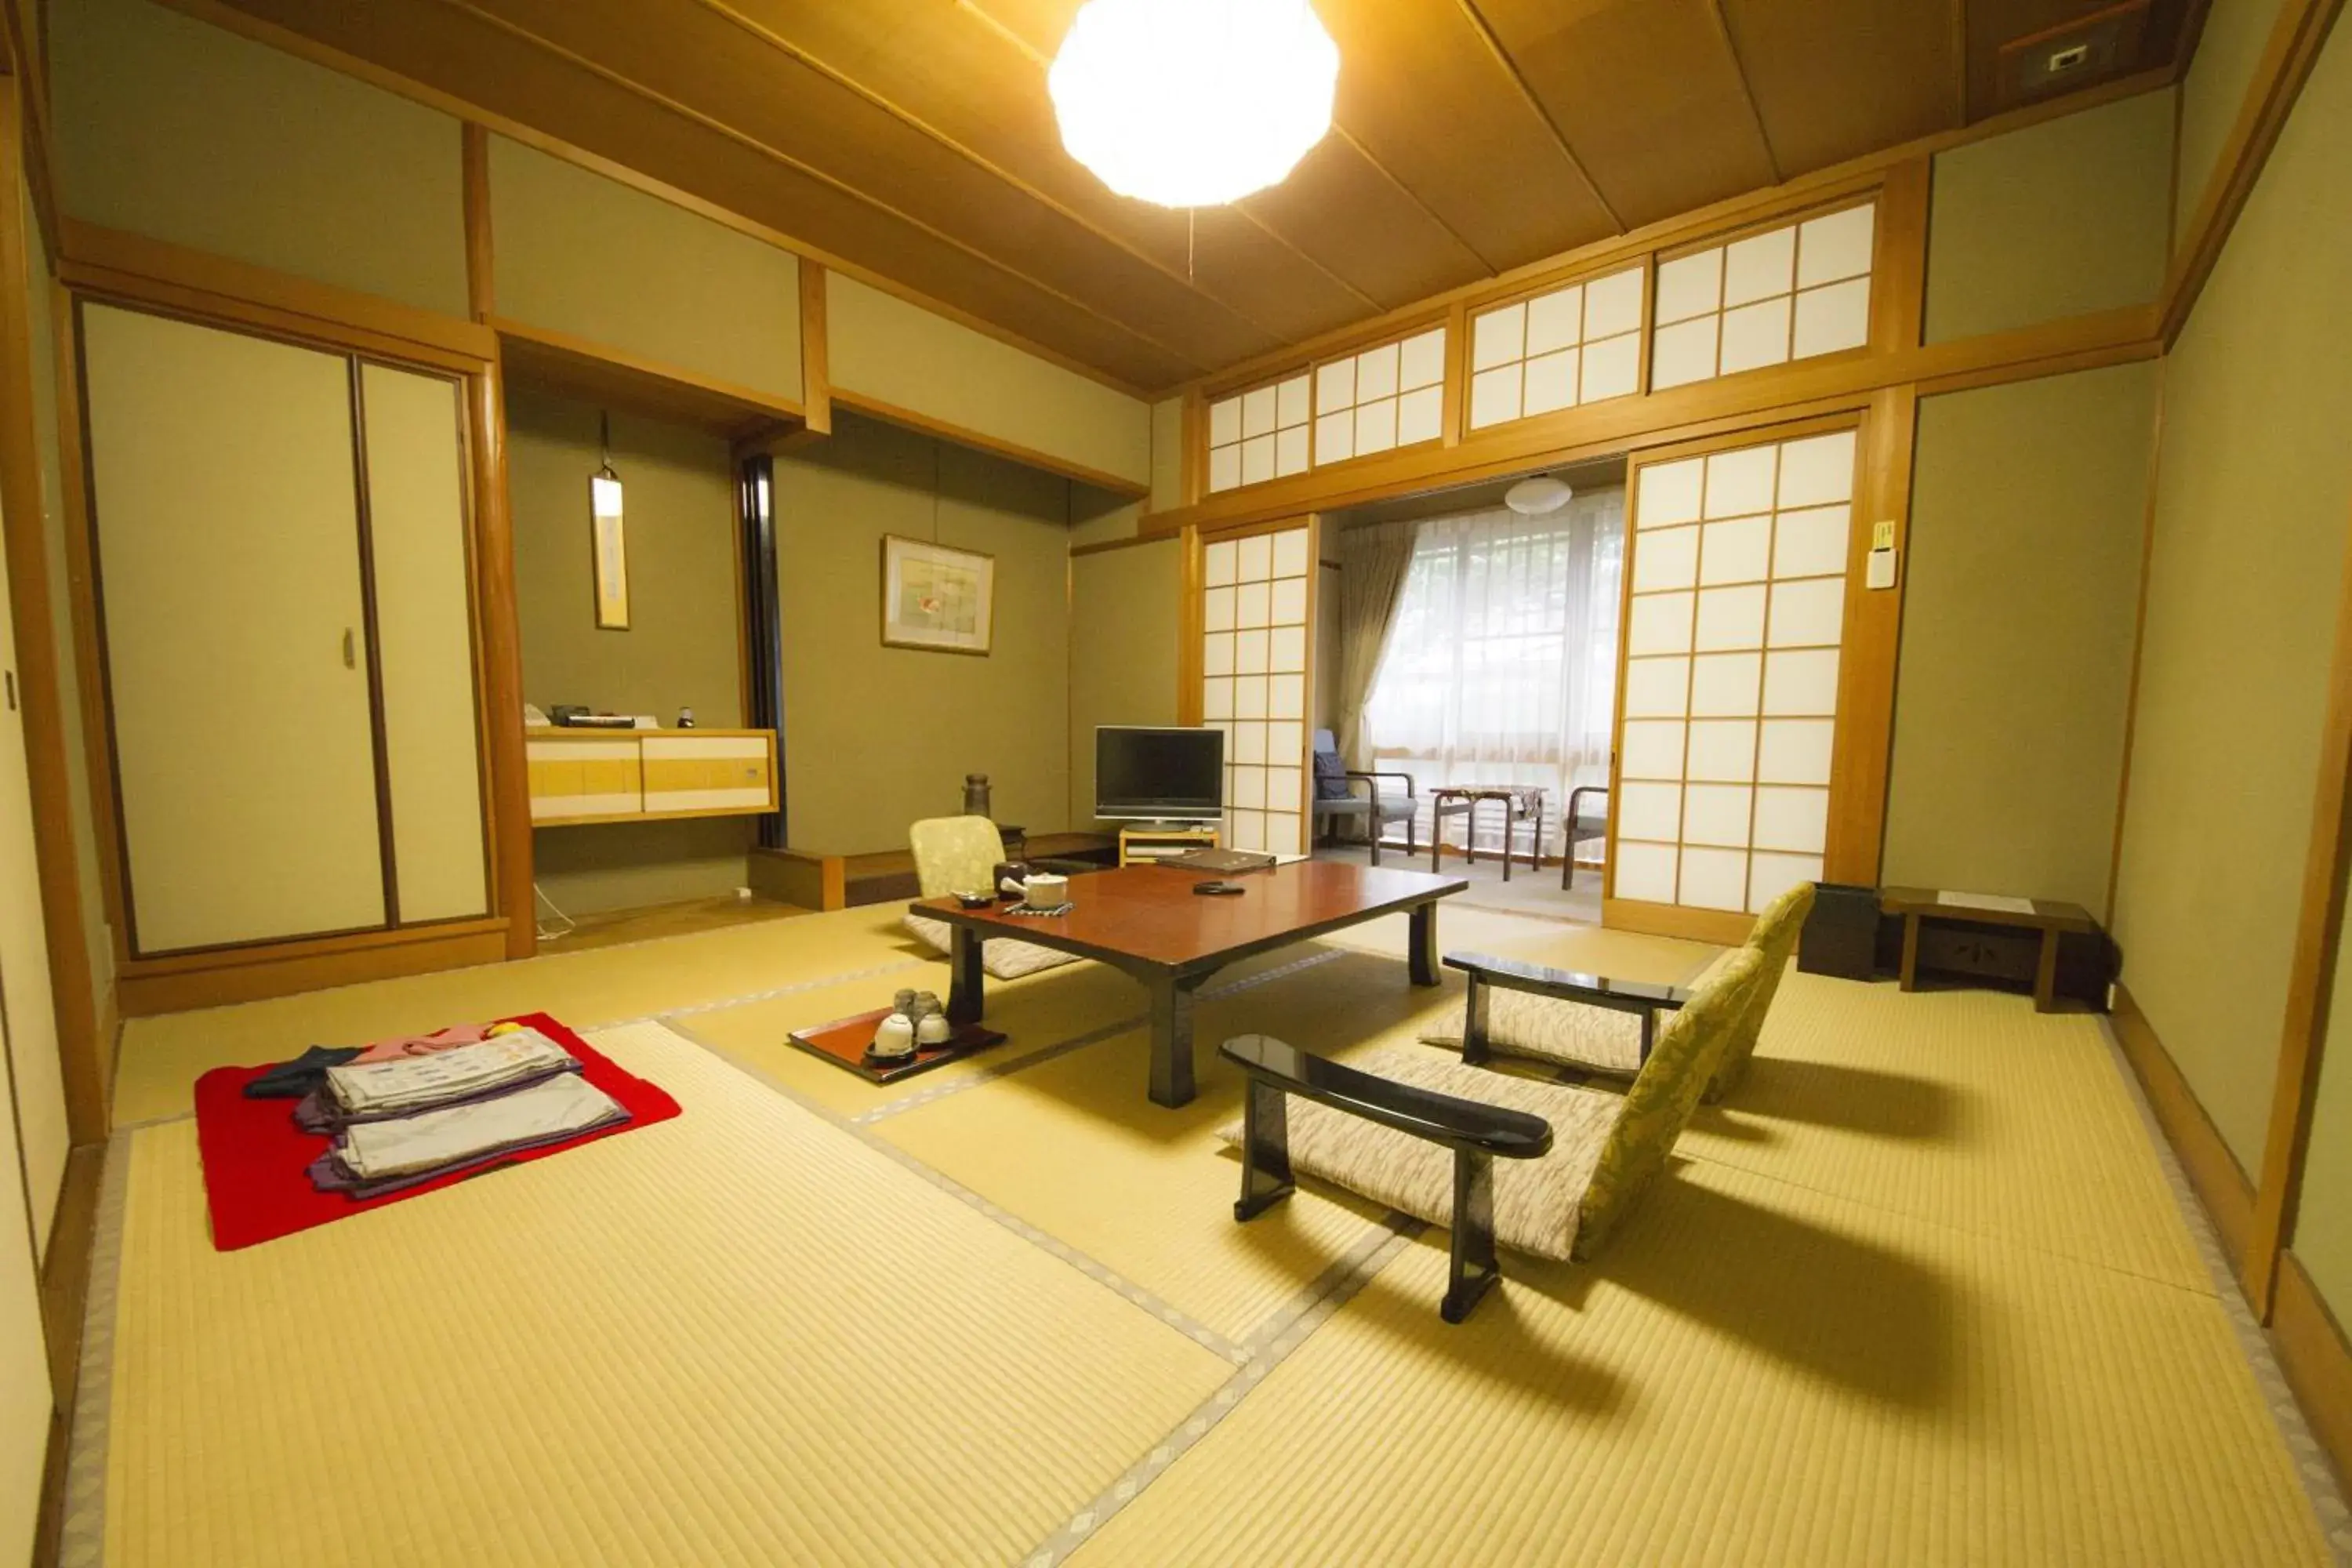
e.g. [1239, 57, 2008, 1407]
[1427, 785, 1545, 882]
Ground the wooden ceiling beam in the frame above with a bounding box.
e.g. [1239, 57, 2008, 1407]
[1450, 0, 1628, 234]
[433, 0, 1214, 379]
[1707, 0, 1788, 182]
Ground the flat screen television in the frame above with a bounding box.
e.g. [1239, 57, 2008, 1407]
[1095, 726, 1225, 823]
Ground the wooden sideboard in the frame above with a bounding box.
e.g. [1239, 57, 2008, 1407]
[526, 728, 778, 826]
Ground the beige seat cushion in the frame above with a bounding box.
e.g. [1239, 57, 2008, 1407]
[1214, 1047, 1620, 1261]
[1421, 988, 1647, 1073]
[1422, 945, 1740, 1076]
[902, 913, 1081, 982]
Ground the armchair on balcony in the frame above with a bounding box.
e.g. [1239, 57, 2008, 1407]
[1308, 729, 1417, 866]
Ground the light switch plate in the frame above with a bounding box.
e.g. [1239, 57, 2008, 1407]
[1866, 546, 1898, 590]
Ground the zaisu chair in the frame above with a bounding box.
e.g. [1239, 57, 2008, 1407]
[1422, 881, 1814, 1102]
[1217, 947, 1766, 1321]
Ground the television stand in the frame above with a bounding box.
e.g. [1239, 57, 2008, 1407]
[1119, 824, 1221, 866]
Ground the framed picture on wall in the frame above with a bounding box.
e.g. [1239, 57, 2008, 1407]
[881, 535, 994, 655]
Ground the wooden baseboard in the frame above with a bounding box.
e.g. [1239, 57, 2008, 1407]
[2273, 1250, 2352, 1492]
[1601, 896, 1758, 946]
[2111, 981, 2258, 1282]
[118, 926, 509, 1016]
[31, 1142, 103, 1568]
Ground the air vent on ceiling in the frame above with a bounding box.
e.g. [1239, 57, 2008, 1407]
[1993, 0, 2151, 110]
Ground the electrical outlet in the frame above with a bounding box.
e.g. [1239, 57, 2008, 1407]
[2048, 42, 2092, 74]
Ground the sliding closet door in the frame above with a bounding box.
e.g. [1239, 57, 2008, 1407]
[0, 479, 66, 1255]
[82, 303, 386, 953]
[360, 362, 488, 923]
[0, 989, 50, 1565]
[1611, 426, 1857, 924]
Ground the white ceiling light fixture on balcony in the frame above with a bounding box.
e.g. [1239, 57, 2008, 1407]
[1049, 0, 1340, 209]
[1504, 474, 1574, 516]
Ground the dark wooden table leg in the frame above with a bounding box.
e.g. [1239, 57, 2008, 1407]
[1431, 804, 1443, 874]
[948, 925, 985, 1023]
[1528, 798, 1543, 880]
[1465, 799, 1479, 866]
[1499, 797, 1512, 882]
[2033, 927, 2060, 1013]
[1409, 898, 1440, 986]
[1898, 913, 1922, 993]
[1148, 971, 1202, 1107]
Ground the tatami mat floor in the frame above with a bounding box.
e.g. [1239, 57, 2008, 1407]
[80, 899, 2348, 1566]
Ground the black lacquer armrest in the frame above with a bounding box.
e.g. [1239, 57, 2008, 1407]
[1443, 951, 1693, 1012]
[1218, 1035, 1552, 1159]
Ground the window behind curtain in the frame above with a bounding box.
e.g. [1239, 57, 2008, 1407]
[1362, 490, 1624, 857]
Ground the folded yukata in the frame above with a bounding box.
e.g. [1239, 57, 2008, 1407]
[307, 1073, 630, 1200]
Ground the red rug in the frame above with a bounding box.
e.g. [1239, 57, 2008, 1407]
[193, 1013, 681, 1251]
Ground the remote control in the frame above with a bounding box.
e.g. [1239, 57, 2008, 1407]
[1192, 880, 1245, 896]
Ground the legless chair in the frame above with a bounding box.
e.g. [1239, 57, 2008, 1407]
[1218, 948, 1766, 1321]
[901, 816, 1083, 981]
[1425, 882, 1815, 1101]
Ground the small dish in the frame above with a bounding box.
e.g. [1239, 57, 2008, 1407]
[952, 890, 994, 909]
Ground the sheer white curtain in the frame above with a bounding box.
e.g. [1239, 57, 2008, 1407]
[1361, 488, 1624, 857]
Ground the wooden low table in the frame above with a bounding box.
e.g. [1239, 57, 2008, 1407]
[913, 860, 1468, 1108]
[1880, 887, 2098, 1014]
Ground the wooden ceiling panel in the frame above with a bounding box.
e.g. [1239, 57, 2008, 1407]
[1720, 0, 1963, 175]
[207, 0, 1200, 387]
[703, 0, 1380, 345]
[1474, 0, 1781, 230]
[1237, 133, 1497, 309]
[456, 0, 1280, 367]
[1963, 0, 2188, 118]
[189, 0, 2200, 390]
[1311, 0, 1622, 270]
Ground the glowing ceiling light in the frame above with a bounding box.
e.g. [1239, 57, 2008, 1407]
[1048, 0, 1339, 209]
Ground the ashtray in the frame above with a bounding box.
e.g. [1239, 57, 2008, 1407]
[951, 890, 994, 909]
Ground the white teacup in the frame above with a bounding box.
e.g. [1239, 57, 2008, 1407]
[1022, 872, 1070, 909]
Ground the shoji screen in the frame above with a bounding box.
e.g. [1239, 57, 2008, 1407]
[1202, 524, 1314, 856]
[1612, 428, 1857, 918]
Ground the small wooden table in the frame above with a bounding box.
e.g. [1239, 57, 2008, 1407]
[1880, 887, 2098, 1014]
[1428, 785, 1545, 882]
[914, 860, 1468, 1108]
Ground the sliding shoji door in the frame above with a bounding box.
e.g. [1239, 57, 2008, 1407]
[1609, 426, 1860, 930]
[1200, 521, 1316, 856]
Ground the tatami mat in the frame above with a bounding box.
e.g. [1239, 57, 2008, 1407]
[877, 949, 1441, 1342]
[1678, 972, 2211, 1290]
[78, 892, 2343, 1567]
[111, 903, 931, 1124]
[92, 1022, 1232, 1567]
[1074, 1156, 2326, 1566]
